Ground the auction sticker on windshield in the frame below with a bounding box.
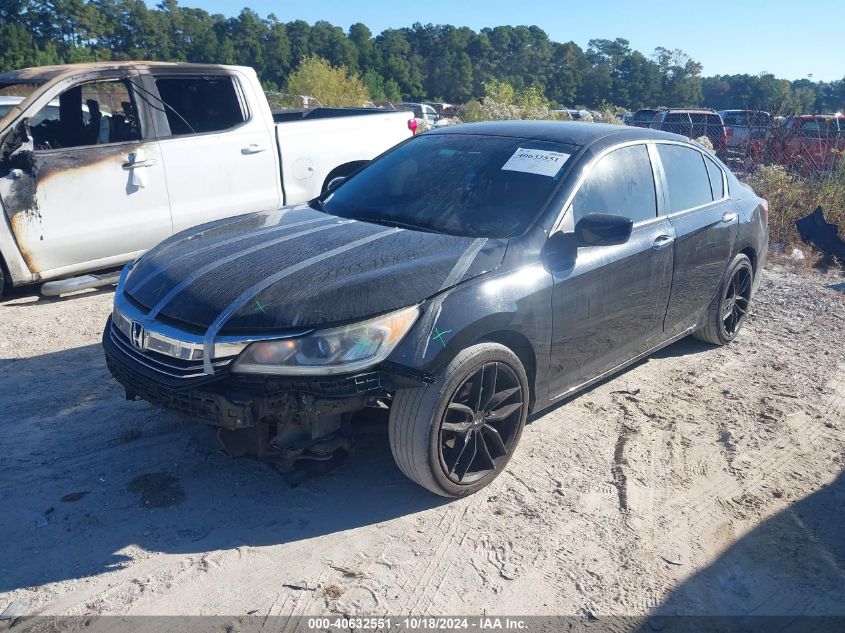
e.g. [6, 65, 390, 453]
[501, 148, 570, 177]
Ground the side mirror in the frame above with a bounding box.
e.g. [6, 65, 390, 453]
[574, 213, 633, 246]
[326, 176, 346, 191]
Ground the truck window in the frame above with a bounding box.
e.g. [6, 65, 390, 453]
[154, 76, 246, 136]
[798, 120, 823, 138]
[29, 79, 141, 151]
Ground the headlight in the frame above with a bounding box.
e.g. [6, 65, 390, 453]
[231, 306, 420, 375]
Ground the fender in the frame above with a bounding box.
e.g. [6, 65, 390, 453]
[388, 263, 554, 410]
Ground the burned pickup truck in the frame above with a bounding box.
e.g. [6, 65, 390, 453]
[0, 62, 415, 298]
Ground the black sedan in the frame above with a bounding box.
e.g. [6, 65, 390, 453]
[103, 121, 769, 497]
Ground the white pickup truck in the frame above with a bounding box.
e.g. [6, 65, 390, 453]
[0, 61, 416, 297]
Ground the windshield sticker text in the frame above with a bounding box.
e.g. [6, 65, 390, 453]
[501, 148, 570, 177]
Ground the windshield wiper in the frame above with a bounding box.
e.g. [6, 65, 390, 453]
[354, 217, 436, 233]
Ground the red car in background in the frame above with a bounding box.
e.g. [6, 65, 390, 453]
[767, 114, 845, 174]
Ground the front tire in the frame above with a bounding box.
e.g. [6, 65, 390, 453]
[693, 253, 754, 345]
[389, 343, 529, 497]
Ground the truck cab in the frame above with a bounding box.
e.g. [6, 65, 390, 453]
[0, 62, 414, 297]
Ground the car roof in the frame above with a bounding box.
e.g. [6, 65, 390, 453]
[660, 108, 720, 115]
[0, 61, 248, 84]
[426, 120, 691, 147]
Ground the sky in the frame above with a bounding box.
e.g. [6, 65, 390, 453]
[163, 0, 844, 82]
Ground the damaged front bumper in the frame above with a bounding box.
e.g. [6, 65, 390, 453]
[102, 314, 429, 468]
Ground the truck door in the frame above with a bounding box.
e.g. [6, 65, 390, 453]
[148, 72, 281, 233]
[0, 74, 172, 277]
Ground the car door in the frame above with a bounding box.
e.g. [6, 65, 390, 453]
[148, 72, 281, 233]
[2, 74, 172, 276]
[546, 142, 675, 398]
[655, 143, 738, 336]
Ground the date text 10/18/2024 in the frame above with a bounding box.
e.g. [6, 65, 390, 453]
[306, 617, 529, 631]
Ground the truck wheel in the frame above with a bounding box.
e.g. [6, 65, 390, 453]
[389, 343, 529, 497]
[693, 253, 753, 346]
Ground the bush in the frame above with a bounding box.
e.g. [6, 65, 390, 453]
[746, 163, 845, 248]
[284, 56, 369, 108]
[458, 100, 490, 122]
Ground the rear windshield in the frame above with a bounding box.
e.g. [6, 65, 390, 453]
[633, 110, 656, 122]
[721, 112, 748, 126]
[318, 134, 577, 238]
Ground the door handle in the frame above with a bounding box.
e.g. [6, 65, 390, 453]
[122, 158, 158, 170]
[721, 211, 738, 223]
[241, 144, 268, 155]
[652, 235, 674, 250]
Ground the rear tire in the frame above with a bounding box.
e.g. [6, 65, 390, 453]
[389, 343, 529, 497]
[693, 253, 754, 345]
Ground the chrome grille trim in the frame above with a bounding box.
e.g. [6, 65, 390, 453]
[110, 269, 313, 379]
[109, 324, 232, 379]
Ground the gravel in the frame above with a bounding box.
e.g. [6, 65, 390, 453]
[0, 258, 843, 618]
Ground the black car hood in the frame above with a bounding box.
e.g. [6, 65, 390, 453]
[124, 205, 507, 333]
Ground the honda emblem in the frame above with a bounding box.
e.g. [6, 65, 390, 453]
[130, 321, 147, 351]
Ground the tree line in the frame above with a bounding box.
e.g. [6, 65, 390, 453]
[1, 0, 843, 114]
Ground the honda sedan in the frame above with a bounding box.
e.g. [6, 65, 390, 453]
[103, 121, 769, 497]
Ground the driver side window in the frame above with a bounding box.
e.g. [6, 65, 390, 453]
[30, 79, 141, 151]
[570, 144, 657, 225]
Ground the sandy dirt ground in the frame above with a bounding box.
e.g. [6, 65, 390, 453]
[1, 258, 843, 623]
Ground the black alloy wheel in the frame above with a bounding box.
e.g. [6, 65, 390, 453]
[438, 361, 524, 485]
[720, 260, 752, 338]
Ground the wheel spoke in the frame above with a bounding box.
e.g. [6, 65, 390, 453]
[737, 270, 751, 294]
[447, 402, 475, 419]
[486, 401, 523, 422]
[478, 363, 498, 411]
[445, 432, 472, 474]
[452, 433, 478, 481]
[476, 430, 497, 470]
[481, 424, 508, 457]
[467, 367, 485, 412]
[487, 386, 521, 410]
[442, 420, 473, 433]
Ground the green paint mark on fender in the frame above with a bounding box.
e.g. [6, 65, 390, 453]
[432, 327, 452, 348]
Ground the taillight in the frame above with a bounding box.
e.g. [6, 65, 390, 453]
[726, 128, 733, 137]
[759, 198, 769, 223]
[408, 119, 418, 135]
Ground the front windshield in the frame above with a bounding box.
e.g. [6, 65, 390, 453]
[318, 133, 577, 238]
[0, 81, 44, 125]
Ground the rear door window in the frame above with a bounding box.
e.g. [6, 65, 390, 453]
[154, 75, 246, 136]
[657, 144, 713, 212]
[571, 144, 657, 224]
[704, 156, 725, 199]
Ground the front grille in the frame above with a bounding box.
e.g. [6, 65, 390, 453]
[231, 371, 384, 398]
[106, 354, 254, 427]
[109, 323, 232, 379]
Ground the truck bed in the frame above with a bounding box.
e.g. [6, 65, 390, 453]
[272, 107, 409, 124]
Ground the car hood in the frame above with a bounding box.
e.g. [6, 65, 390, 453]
[124, 205, 507, 333]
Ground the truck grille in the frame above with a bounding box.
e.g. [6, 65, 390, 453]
[109, 322, 232, 379]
